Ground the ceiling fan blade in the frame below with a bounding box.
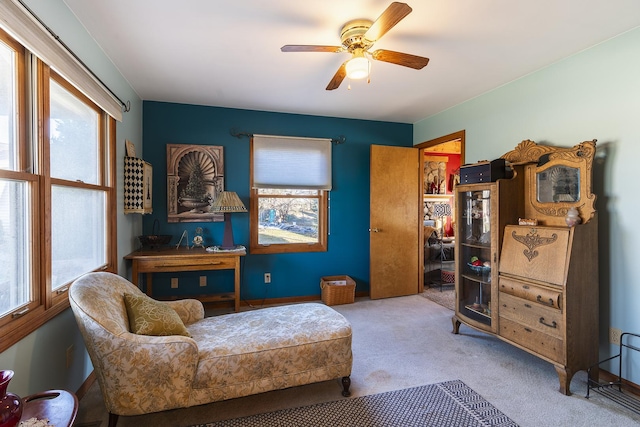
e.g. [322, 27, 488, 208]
[364, 2, 412, 43]
[326, 62, 348, 90]
[281, 45, 343, 53]
[371, 49, 429, 69]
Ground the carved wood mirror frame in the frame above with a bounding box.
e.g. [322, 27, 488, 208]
[502, 139, 597, 226]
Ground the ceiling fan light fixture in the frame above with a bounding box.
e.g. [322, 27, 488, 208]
[346, 53, 370, 80]
[283, 3, 428, 90]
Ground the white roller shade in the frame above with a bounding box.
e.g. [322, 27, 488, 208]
[253, 134, 332, 190]
[0, 0, 123, 121]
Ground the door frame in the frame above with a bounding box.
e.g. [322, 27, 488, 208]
[415, 130, 466, 293]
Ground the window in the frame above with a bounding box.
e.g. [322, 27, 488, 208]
[49, 73, 108, 294]
[0, 28, 116, 353]
[250, 135, 331, 254]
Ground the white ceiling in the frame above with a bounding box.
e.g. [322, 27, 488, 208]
[63, 0, 640, 124]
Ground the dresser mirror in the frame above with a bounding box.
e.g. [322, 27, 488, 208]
[502, 139, 596, 226]
[536, 164, 580, 203]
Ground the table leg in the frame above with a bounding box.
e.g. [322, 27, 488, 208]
[234, 260, 240, 312]
[131, 262, 139, 287]
[146, 273, 153, 297]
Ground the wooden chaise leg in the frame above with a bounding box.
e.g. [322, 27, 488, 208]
[108, 412, 119, 427]
[341, 376, 351, 397]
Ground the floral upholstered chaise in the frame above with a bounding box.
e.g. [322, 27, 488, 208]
[69, 272, 353, 427]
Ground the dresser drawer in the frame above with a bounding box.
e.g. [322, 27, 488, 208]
[136, 255, 237, 272]
[499, 277, 562, 310]
[499, 292, 563, 339]
[499, 317, 565, 362]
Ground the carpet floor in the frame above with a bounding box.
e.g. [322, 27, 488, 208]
[422, 285, 455, 310]
[192, 380, 517, 427]
[74, 295, 640, 426]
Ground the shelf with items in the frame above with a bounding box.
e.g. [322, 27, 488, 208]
[452, 169, 523, 335]
[464, 304, 491, 320]
[453, 185, 497, 332]
[460, 279, 492, 325]
[458, 241, 493, 324]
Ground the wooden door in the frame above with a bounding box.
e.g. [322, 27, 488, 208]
[370, 145, 421, 299]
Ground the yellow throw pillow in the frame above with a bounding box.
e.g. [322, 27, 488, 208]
[123, 293, 191, 337]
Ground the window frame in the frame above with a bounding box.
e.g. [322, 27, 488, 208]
[249, 138, 328, 254]
[0, 29, 116, 354]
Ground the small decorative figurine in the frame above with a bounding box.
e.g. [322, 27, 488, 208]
[565, 207, 581, 227]
[193, 227, 204, 248]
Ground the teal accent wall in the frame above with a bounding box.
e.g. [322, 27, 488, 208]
[414, 27, 640, 383]
[142, 101, 412, 301]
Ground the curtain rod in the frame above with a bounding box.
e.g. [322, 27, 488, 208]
[230, 129, 346, 144]
[17, 0, 131, 113]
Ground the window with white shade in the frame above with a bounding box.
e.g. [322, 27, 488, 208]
[250, 135, 331, 254]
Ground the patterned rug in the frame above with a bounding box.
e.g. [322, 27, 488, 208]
[192, 380, 518, 427]
[422, 285, 455, 310]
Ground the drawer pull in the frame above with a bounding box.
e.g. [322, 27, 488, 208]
[537, 295, 554, 307]
[539, 317, 558, 328]
[524, 327, 532, 333]
[523, 285, 530, 290]
[524, 303, 532, 308]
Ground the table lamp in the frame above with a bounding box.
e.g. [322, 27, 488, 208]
[433, 203, 452, 238]
[209, 191, 247, 249]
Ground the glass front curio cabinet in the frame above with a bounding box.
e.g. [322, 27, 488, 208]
[452, 173, 523, 334]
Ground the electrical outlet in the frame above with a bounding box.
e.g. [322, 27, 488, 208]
[199, 276, 207, 287]
[610, 327, 622, 345]
[264, 273, 271, 284]
[66, 345, 74, 368]
[171, 278, 179, 289]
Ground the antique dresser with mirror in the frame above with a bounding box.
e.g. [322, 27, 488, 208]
[453, 139, 598, 395]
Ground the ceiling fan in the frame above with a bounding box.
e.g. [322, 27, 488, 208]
[281, 2, 429, 90]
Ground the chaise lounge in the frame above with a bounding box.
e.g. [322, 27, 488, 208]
[69, 272, 353, 426]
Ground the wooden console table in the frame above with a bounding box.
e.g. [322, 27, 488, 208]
[124, 247, 246, 312]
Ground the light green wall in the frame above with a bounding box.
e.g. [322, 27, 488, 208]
[415, 27, 640, 380]
[0, 0, 142, 396]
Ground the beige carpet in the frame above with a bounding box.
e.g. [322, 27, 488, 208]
[74, 295, 640, 427]
[422, 285, 455, 310]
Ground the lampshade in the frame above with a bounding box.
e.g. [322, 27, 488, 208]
[433, 203, 452, 218]
[433, 203, 452, 239]
[209, 191, 247, 213]
[346, 51, 370, 80]
[209, 191, 247, 250]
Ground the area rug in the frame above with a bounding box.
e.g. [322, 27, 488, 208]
[192, 380, 518, 427]
[422, 286, 455, 311]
